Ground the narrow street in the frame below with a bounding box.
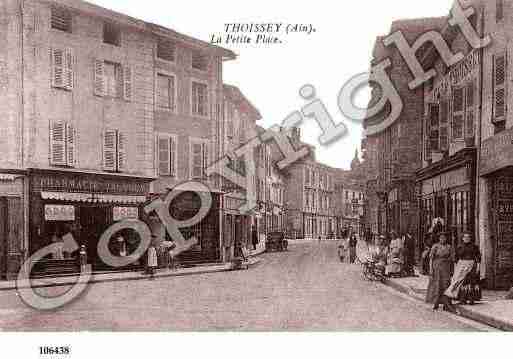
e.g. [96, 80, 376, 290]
[0, 241, 485, 331]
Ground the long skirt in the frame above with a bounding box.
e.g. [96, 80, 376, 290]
[426, 258, 452, 304]
[445, 260, 475, 299]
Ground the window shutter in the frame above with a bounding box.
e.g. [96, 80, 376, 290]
[170, 136, 176, 177]
[202, 142, 209, 178]
[123, 65, 133, 102]
[493, 53, 507, 123]
[429, 104, 440, 151]
[157, 135, 170, 176]
[50, 122, 66, 165]
[64, 48, 74, 90]
[117, 131, 126, 171]
[94, 59, 105, 97]
[452, 87, 465, 140]
[192, 143, 202, 179]
[66, 123, 76, 167]
[51, 48, 65, 89]
[103, 129, 117, 171]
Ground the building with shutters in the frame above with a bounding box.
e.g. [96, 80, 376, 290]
[362, 18, 445, 243]
[0, 0, 235, 278]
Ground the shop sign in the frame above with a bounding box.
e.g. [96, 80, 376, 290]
[433, 50, 480, 99]
[421, 167, 469, 195]
[481, 127, 513, 176]
[34, 173, 148, 195]
[45, 205, 75, 221]
[113, 207, 139, 221]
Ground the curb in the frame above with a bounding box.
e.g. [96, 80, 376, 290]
[383, 278, 513, 331]
[0, 252, 267, 292]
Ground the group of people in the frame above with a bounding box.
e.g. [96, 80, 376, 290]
[356, 231, 416, 278]
[425, 231, 482, 312]
[338, 228, 358, 264]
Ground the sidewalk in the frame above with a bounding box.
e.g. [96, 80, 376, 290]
[384, 274, 513, 331]
[0, 246, 266, 292]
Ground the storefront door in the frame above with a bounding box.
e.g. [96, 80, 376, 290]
[80, 206, 110, 270]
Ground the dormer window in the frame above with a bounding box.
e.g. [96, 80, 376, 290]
[192, 52, 208, 71]
[51, 6, 72, 33]
[103, 22, 121, 46]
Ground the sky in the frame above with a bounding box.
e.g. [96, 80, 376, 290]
[89, 0, 453, 170]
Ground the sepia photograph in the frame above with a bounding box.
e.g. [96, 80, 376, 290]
[0, 0, 512, 356]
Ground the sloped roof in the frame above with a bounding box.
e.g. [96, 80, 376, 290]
[223, 85, 262, 120]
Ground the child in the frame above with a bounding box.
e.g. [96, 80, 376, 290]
[147, 244, 158, 280]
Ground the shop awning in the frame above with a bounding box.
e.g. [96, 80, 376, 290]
[41, 191, 147, 204]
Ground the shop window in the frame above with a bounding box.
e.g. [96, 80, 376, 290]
[157, 39, 176, 62]
[452, 87, 465, 140]
[51, 48, 74, 91]
[192, 52, 209, 71]
[103, 22, 121, 46]
[103, 129, 126, 172]
[50, 121, 76, 167]
[429, 103, 440, 151]
[157, 134, 177, 177]
[190, 139, 209, 180]
[191, 81, 208, 117]
[94, 60, 132, 101]
[493, 53, 507, 125]
[156, 74, 176, 111]
[51, 6, 72, 33]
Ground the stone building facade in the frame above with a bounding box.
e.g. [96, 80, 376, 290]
[0, 0, 235, 278]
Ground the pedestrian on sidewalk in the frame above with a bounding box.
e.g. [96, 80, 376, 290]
[349, 234, 358, 264]
[425, 233, 457, 313]
[147, 242, 158, 280]
[252, 226, 259, 251]
[445, 232, 481, 305]
[403, 233, 416, 277]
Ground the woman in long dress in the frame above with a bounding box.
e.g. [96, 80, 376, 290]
[425, 233, 456, 312]
[445, 232, 481, 305]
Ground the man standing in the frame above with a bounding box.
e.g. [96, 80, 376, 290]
[349, 234, 358, 264]
[251, 225, 259, 251]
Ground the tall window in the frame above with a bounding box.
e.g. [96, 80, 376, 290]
[51, 6, 72, 33]
[157, 134, 177, 177]
[493, 52, 507, 129]
[51, 48, 74, 91]
[190, 139, 209, 179]
[103, 129, 126, 172]
[104, 62, 122, 98]
[192, 81, 208, 116]
[452, 87, 465, 140]
[156, 74, 175, 110]
[50, 121, 76, 167]
[94, 60, 132, 101]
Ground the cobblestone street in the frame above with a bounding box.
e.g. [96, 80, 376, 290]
[0, 242, 487, 331]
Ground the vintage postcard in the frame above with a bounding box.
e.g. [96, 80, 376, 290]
[0, 0, 511, 357]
